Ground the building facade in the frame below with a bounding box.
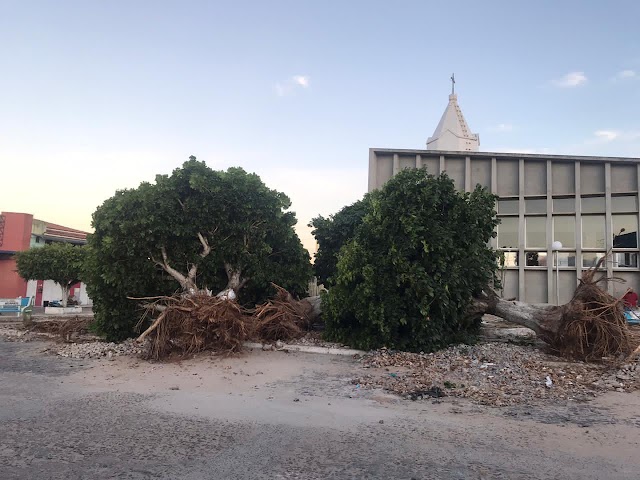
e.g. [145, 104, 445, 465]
[368, 89, 640, 305]
[0, 212, 91, 306]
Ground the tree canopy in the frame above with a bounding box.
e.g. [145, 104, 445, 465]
[16, 243, 86, 307]
[86, 157, 312, 340]
[309, 198, 368, 286]
[321, 168, 499, 352]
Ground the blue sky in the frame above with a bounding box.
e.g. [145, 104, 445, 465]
[1, 1, 639, 251]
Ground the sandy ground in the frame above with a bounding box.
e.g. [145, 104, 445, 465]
[1, 338, 640, 479]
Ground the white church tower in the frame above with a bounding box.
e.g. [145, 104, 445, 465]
[426, 74, 480, 152]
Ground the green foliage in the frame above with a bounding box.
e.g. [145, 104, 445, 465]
[309, 199, 368, 286]
[322, 167, 499, 352]
[16, 243, 86, 307]
[86, 157, 312, 340]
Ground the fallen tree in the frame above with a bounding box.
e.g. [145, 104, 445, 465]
[466, 262, 632, 361]
[86, 157, 312, 341]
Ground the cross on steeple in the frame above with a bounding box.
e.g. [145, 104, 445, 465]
[451, 73, 455, 95]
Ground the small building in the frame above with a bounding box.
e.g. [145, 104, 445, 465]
[368, 86, 640, 305]
[0, 212, 91, 306]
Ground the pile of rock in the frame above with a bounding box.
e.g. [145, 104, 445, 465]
[56, 339, 145, 359]
[355, 342, 639, 406]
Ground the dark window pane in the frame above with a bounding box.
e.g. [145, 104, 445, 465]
[498, 217, 518, 248]
[498, 199, 519, 214]
[613, 214, 638, 248]
[581, 196, 605, 213]
[582, 215, 606, 248]
[612, 195, 638, 213]
[525, 198, 547, 214]
[526, 217, 546, 248]
[553, 198, 575, 213]
[526, 251, 547, 266]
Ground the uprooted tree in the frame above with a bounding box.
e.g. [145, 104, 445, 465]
[16, 243, 86, 308]
[85, 157, 313, 341]
[317, 167, 633, 360]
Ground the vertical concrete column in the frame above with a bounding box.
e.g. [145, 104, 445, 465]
[368, 149, 377, 192]
[546, 160, 554, 304]
[605, 162, 613, 293]
[392, 154, 400, 176]
[575, 162, 582, 282]
[415, 154, 422, 169]
[518, 158, 526, 301]
[490, 158, 498, 251]
[439, 155, 446, 175]
[465, 156, 471, 192]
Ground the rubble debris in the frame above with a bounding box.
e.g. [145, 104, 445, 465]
[355, 339, 640, 406]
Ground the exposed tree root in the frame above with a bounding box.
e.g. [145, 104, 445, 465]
[135, 294, 252, 360]
[253, 284, 314, 342]
[133, 286, 319, 360]
[483, 257, 633, 362]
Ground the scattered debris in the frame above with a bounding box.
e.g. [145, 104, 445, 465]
[355, 339, 640, 406]
[253, 284, 312, 342]
[29, 316, 93, 342]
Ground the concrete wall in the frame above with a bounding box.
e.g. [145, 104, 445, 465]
[26, 280, 92, 306]
[368, 149, 640, 304]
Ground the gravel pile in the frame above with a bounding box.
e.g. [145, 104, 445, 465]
[355, 342, 639, 406]
[0, 324, 145, 359]
[56, 339, 145, 359]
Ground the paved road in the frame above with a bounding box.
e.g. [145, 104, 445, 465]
[1, 338, 640, 479]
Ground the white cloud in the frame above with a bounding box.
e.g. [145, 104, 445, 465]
[552, 71, 588, 88]
[612, 69, 637, 81]
[275, 74, 311, 96]
[616, 70, 638, 79]
[488, 123, 514, 133]
[292, 75, 310, 88]
[594, 130, 620, 142]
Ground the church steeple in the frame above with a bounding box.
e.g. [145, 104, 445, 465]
[426, 76, 479, 152]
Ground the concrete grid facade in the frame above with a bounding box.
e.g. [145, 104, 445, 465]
[368, 149, 640, 305]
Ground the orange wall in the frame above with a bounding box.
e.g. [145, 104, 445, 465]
[1, 212, 33, 252]
[0, 258, 27, 297]
[0, 212, 33, 298]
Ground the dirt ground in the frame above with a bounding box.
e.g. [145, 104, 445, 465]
[1, 337, 640, 479]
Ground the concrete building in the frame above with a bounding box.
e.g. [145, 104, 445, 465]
[0, 212, 91, 306]
[368, 88, 640, 305]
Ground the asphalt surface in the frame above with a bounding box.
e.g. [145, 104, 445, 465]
[1, 338, 640, 479]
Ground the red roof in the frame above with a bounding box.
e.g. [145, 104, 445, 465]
[40, 221, 88, 243]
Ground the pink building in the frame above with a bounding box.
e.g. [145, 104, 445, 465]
[0, 212, 89, 306]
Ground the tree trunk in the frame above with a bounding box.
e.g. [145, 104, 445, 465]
[487, 298, 564, 343]
[61, 284, 70, 308]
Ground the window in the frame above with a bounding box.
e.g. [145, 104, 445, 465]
[582, 215, 606, 248]
[614, 252, 638, 268]
[613, 214, 638, 248]
[525, 198, 546, 214]
[499, 251, 519, 267]
[498, 199, 519, 215]
[612, 195, 638, 213]
[498, 217, 518, 248]
[526, 251, 547, 267]
[581, 196, 605, 214]
[583, 252, 606, 268]
[553, 197, 575, 213]
[553, 216, 575, 248]
[556, 252, 576, 267]
[526, 217, 546, 248]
